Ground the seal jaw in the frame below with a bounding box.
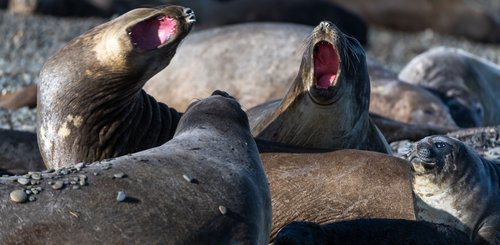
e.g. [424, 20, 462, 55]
[128, 15, 177, 50]
[313, 41, 340, 89]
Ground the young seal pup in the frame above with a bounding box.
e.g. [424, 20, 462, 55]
[409, 135, 500, 245]
[247, 21, 391, 153]
[37, 5, 195, 169]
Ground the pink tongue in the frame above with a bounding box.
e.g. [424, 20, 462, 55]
[314, 42, 339, 89]
[130, 16, 176, 50]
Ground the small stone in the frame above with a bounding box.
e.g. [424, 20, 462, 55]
[113, 172, 126, 179]
[70, 181, 77, 185]
[182, 174, 199, 184]
[79, 175, 87, 181]
[73, 177, 79, 182]
[32, 190, 39, 195]
[47, 181, 53, 185]
[30, 179, 38, 185]
[218, 205, 227, 215]
[28, 195, 36, 202]
[35, 187, 42, 192]
[30, 172, 41, 180]
[25, 190, 32, 195]
[75, 163, 85, 169]
[116, 191, 126, 202]
[17, 177, 29, 185]
[93, 172, 99, 176]
[79, 179, 86, 186]
[10, 190, 28, 203]
[52, 181, 64, 190]
[72, 185, 80, 190]
[61, 169, 69, 175]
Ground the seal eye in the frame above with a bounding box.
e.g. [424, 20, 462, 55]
[434, 142, 447, 149]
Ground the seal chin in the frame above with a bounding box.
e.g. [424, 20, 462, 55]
[128, 15, 177, 50]
[410, 157, 437, 173]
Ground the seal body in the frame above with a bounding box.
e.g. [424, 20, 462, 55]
[262, 149, 415, 239]
[0, 92, 272, 244]
[273, 219, 471, 245]
[399, 47, 500, 128]
[37, 5, 195, 169]
[0, 128, 44, 175]
[247, 21, 390, 153]
[409, 135, 500, 244]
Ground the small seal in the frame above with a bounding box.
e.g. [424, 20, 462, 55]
[408, 135, 500, 245]
[247, 21, 391, 153]
[0, 91, 272, 244]
[37, 5, 195, 169]
[273, 219, 471, 245]
[262, 149, 415, 239]
[399, 47, 500, 128]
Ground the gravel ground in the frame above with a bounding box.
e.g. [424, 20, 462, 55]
[0, 9, 499, 135]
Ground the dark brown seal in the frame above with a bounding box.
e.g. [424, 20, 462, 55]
[399, 47, 500, 128]
[273, 219, 471, 245]
[0, 92, 272, 244]
[262, 149, 415, 239]
[37, 5, 195, 169]
[408, 135, 500, 245]
[247, 21, 391, 153]
[0, 128, 44, 175]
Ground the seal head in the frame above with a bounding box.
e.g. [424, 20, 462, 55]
[37, 5, 196, 168]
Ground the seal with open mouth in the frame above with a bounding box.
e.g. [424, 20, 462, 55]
[247, 21, 391, 153]
[37, 5, 195, 169]
[408, 135, 500, 245]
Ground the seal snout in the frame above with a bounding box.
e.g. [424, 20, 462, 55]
[183, 7, 196, 23]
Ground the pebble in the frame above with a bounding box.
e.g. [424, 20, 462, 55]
[28, 195, 36, 202]
[52, 180, 64, 190]
[72, 185, 80, 190]
[25, 189, 32, 195]
[30, 172, 41, 180]
[182, 174, 199, 184]
[218, 205, 227, 215]
[17, 177, 29, 185]
[116, 191, 126, 202]
[113, 172, 126, 179]
[10, 190, 28, 203]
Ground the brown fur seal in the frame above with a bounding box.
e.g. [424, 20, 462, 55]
[0, 91, 272, 244]
[261, 149, 415, 239]
[408, 135, 500, 245]
[247, 21, 391, 153]
[37, 5, 195, 169]
[273, 219, 471, 245]
[0, 128, 44, 175]
[399, 47, 500, 128]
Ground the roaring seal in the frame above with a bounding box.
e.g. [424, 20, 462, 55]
[0, 128, 44, 175]
[247, 21, 391, 153]
[273, 219, 471, 245]
[261, 149, 415, 239]
[37, 5, 195, 169]
[408, 135, 500, 245]
[399, 47, 500, 128]
[0, 92, 272, 244]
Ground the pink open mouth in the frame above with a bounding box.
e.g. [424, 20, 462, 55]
[129, 16, 177, 50]
[313, 41, 340, 89]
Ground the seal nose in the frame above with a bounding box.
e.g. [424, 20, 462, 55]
[183, 7, 196, 23]
[416, 143, 435, 159]
[319, 21, 332, 30]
